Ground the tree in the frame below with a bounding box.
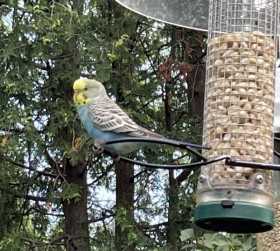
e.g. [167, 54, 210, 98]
[0, 1, 89, 249]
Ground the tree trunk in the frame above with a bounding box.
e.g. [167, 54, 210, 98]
[115, 160, 135, 251]
[57, 39, 90, 251]
[52, 1, 90, 249]
[167, 170, 180, 250]
[188, 64, 205, 124]
[111, 13, 136, 247]
[166, 29, 206, 249]
[63, 160, 90, 251]
[164, 27, 181, 250]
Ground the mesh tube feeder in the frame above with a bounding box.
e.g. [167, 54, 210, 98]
[194, 0, 278, 233]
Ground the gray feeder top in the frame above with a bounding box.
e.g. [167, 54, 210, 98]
[115, 0, 280, 35]
[115, 0, 209, 32]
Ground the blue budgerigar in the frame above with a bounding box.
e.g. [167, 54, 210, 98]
[73, 78, 162, 156]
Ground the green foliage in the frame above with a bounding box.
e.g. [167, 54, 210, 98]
[0, 232, 23, 251]
[180, 229, 256, 251]
[61, 183, 81, 202]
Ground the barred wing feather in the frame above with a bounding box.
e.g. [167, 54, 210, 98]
[88, 99, 161, 138]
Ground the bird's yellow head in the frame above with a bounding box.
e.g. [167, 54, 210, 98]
[73, 78, 107, 105]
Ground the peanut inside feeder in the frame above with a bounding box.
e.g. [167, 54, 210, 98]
[204, 31, 275, 189]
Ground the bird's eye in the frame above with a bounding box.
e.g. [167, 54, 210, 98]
[84, 87, 88, 91]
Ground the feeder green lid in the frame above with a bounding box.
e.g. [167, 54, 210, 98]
[194, 201, 274, 233]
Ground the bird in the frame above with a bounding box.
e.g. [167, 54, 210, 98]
[73, 78, 162, 157]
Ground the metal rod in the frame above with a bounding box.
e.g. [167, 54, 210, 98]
[275, 150, 280, 159]
[225, 158, 280, 171]
[104, 137, 210, 149]
[118, 155, 229, 170]
[118, 155, 280, 171]
[104, 137, 209, 161]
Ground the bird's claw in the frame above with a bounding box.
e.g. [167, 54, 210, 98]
[93, 140, 105, 155]
[93, 140, 120, 162]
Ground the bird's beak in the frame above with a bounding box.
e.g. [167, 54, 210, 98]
[73, 79, 87, 105]
[73, 92, 87, 105]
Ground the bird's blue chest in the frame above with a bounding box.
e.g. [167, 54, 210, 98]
[76, 105, 139, 155]
[77, 105, 117, 141]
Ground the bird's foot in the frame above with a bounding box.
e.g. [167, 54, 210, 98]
[93, 140, 105, 155]
[93, 140, 121, 161]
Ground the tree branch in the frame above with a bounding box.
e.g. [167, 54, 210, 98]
[88, 213, 115, 224]
[0, 154, 58, 178]
[176, 169, 193, 185]
[0, 186, 53, 202]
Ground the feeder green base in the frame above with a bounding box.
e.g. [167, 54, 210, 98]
[194, 201, 274, 233]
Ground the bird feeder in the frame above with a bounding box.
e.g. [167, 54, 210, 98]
[115, 0, 279, 233]
[195, 0, 278, 233]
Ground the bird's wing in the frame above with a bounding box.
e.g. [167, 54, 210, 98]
[87, 98, 161, 138]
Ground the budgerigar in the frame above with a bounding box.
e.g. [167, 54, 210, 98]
[73, 78, 162, 156]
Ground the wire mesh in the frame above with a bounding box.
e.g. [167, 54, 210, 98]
[208, 0, 278, 37]
[198, 0, 278, 206]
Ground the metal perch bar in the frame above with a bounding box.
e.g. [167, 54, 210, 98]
[103, 136, 280, 170]
[118, 155, 229, 170]
[225, 158, 280, 172]
[118, 155, 280, 171]
[104, 137, 210, 149]
[104, 137, 209, 161]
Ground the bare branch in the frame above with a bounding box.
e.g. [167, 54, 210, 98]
[176, 169, 193, 185]
[88, 213, 115, 224]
